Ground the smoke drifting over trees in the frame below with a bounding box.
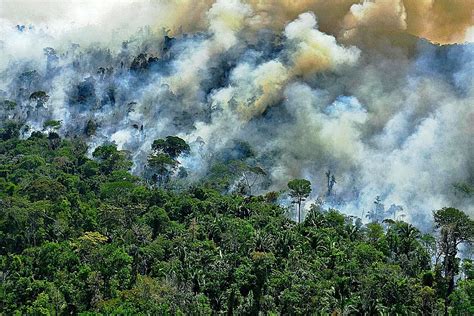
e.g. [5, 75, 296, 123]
[1, 0, 473, 224]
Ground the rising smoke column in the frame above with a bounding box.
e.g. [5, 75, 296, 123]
[0, 0, 473, 225]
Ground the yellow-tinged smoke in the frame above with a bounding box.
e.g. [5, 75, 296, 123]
[285, 12, 360, 77]
[2, 0, 472, 45]
[247, 0, 474, 44]
[1, 0, 472, 220]
[151, 0, 474, 44]
[403, 0, 474, 44]
[201, 11, 360, 121]
[156, 0, 471, 45]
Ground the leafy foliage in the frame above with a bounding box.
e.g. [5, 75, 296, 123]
[288, 178, 311, 223]
[0, 130, 472, 314]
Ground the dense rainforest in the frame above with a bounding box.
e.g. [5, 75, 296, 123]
[0, 122, 473, 315]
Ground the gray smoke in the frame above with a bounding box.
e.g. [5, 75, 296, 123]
[1, 0, 472, 226]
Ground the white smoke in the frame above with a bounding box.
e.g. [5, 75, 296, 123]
[1, 0, 472, 225]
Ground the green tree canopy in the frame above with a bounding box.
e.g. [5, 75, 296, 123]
[287, 178, 311, 223]
[152, 136, 190, 159]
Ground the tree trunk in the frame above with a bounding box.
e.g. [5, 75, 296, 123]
[298, 200, 301, 223]
[443, 230, 457, 316]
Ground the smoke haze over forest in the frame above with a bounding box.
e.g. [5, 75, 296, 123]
[1, 0, 473, 224]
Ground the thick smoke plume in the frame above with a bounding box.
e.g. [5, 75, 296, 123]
[1, 0, 473, 225]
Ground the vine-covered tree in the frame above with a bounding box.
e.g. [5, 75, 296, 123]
[433, 207, 474, 314]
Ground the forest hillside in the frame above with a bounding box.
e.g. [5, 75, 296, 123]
[0, 127, 473, 314]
